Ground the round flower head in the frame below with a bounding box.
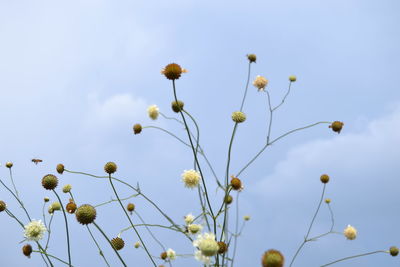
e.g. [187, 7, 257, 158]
[104, 162, 117, 174]
[111, 237, 125, 250]
[134, 241, 141, 248]
[161, 63, 185, 80]
[329, 121, 344, 134]
[230, 176, 243, 191]
[188, 224, 202, 234]
[56, 163, 64, 174]
[181, 169, 201, 189]
[344, 225, 357, 240]
[147, 105, 159, 120]
[44, 197, 50, 202]
[41, 174, 58, 190]
[289, 75, 297, 82]
[133, 123, 142, 135]
[6, 161, 13, 168]
[262, 249, 285, 267]
[224, 195, 233, 204]
[166, 248, 176, 260]
[22, 244, 33, 258]
[0, 200, 6, 212]
[193, 232, 219, 257]
[171, 100, 184, 113]
[320, 174, 330, 184]
[247, 54, 257, 63]
[75, 204, 97, 225]
[62, 184, 72, 193]
[184, 213, 195, 225]
[51, 202, 61, 211]
[217, 241, 228, 254]
[253, 75, 268, 91]
[325, 198, 331, 204]
[126, 203, 135, 214]
[160, 251, 168, 260]
[66, 199, 77, 214]
[24, 220, 46, 241]
[231, 111, 246, 123]
[48, 206, 54, 214]
[243, 215, 251, 221]
[390, 246, 399, 257]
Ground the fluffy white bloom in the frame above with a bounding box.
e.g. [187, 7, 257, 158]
[166, 248, 176, 260]
[24, 220, 47, 241]
[253, 75, 268, 91]
[184, 213, 195, 225]
[195, 250, 211, 265]
[344, 225, 357, 240]
[188, 224, 202, 234]
[181, 169, 201, 188]
[147, 105, 159, 120]
[193, 232, 219, 257]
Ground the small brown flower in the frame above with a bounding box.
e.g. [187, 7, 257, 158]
[22, 244, 33, 258]
[104, 162, 117, 174]
[230, 176, 243, 191]
[133, 124, 142, 135]
[329, 121, 344, 134]
[160, 251, 168, 260]
[320, 174, 330, 184]
[111, 237, 125, 250]
[161, 63, 183, 80]
[126, 203, 135, 214]
[247, 54, 257, 63]
[262, 249, 285, 267]
[56, 164, 65, 174]
[66, 199, 77, 214]
[218, 241, 228, 254]
[0, 200, 6, 212]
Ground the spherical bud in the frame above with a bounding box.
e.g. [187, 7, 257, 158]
[343, 225, 357, 240]
[62, 184, 72, 193]
[41, 174, 58, 190]
[329, 121, 344, 134]
[22, 244, 33, 258]
[244, 215, 251, 221]
[147, 105, 159, 120]
[133, 124, 142, 135]
[104, 162, 117, 174]
[44, 197, 50, 202]
[127, 203, 135, 214]
[230, 176, 243, 191]
[320, 174, 330, 184]
[51, 202, 61, 211]
[188, 224, 202, 234]
[289, 75, 297, 82]
[389, 246, 399, 257]
[224, 195, 233, 204]
[75, 204, 97, 225]
[231, 111, 246, 123]
[134, 241, 141, 248]
[56, 164, 65, 174]
[5, 162, 13, 168]
[325, 198, 331, 204]
[111, 237, 125, 250]
[160, 251, 168, 260]
[0, 200, 6, 212]
[217, 241, 228, 254]
[48, 206, 54, 214]
[66, 200, 77, 214]
[171, 100, 184, 113]
[261, 249, 285, 267]
[193, 233, 219, 257]
[253, 75, 268, 91]
[247, 54, 257, 63]
[161, 63, 183, 80]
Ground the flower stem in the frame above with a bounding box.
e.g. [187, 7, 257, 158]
[53, 190, 72, 267]
[320, 250, 387, 267]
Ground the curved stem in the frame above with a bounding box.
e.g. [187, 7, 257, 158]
[0, 178, 31, 220]
[239, 62, 252, 111]
[8, 168, 20, 199]
[53, 190, 71, 266]
[86, 225, 111, 267]
[33, 250, 73, 266]
[107, 174, 157, 266]
[320, 251, 387, 267]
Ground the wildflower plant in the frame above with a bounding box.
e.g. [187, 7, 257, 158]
[0, 54, 398, 267]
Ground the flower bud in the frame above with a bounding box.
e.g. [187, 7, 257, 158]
[104, 162, 117, 174]
[320, 174, 330, 184]
[133, 124, 142, 135]
[247, 54, 257, 63]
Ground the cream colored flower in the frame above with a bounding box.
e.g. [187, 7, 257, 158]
[62, 184, 72, 193]
[184, 213, 195, 225]
[147, 105, 159, 120]
[181, 170, 201, 188]
[195, 250, 211, 265]
[24, 220, 47, 241]
[344, 225, 357, 240]
[253, 75, 268, 91]
[166, 248, 176, 260]
[188, 224, 202, 234]
[193, 232, 219, 257]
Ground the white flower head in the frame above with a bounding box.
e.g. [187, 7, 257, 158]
[253, 75, 268, 91]
[195, 250, 211, 265]
[24, 220, 47, 241]
[188, 224, 203, 234]
[181, 169, 201, 189]
[147, 105, 159, 120]
[166, 248, 176, 260]
[193, 232, 219, 257]
[344, 225, 357, 240]
[184, 213, 195, 225]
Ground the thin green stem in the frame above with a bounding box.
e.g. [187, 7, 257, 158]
[107, 174, 157, 266]
[8, 168, 20, 199]
[0, 178, 31, 220]
[95, 193, 139, 208]
[320, 251, 387, 267]
[239, 62, 252, 111]
[134, 211, 167, 250]
[33, 250, 73, 266]
[93, 221, 127, 267]
[86, 225, 111, 267]
[45, 215, 54, 250]
[53, 190, 71, 266]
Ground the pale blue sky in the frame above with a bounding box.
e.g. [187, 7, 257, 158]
[1, 0, 399, 266]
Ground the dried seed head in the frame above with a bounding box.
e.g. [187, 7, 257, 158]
[247, 54, 257, 63]
[133, 124, 142, 135]
[329, 121, 344, 134]
[5, 162, 13, 168]
[261, 249, 285, 267]
[231, 111, 246, 123]
[0, 200, 6, 212]
[390, 246, 399, 257]
[230, 176, 243, 191]
[160, 251, 168, 260]
[66, 200, 77, 214]
[104, 162, 117, 174]
[320, 174, 330, 184]
[75, 204, 97, 225]
[224, 195, 233, 204]
[22, 244, 33, 258]
[217, 241, 228, 254]
[111, 237, 125, 250]
[56, 164, 65, 174]
[127, 203, 135, 214]
[161, 63, 184, 80]
[171, 100, 185, 113]
[41, 174, 58, 190]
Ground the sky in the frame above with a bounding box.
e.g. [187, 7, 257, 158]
[0, 0, 400, 266]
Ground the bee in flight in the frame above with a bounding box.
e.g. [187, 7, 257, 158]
[31, 159, 43, 165]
